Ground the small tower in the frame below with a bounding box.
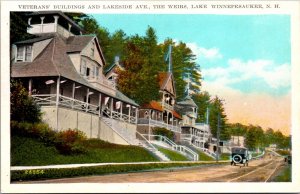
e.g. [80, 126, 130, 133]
[26, 11, 83, 38]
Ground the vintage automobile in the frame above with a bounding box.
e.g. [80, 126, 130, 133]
[231, 147, 250, 166]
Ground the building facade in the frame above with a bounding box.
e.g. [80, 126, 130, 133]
[11, 11, 139, 145]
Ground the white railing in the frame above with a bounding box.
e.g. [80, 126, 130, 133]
[144, 134, 198, 161]
[32, 94, 56, 105]
[138, 118, 181, 133]
[32, 94, 136, 124]
[181, 134, 192, 140]
[162, 103, 173, 111]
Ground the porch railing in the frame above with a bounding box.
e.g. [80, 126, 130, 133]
[32, 94, 136, 124]
[144, 134, 198, 161]
[138, 118, 181, 133]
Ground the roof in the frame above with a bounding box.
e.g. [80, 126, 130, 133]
[27, 11, 84, 32]
[158, 72, 172, 90]
[66, 35, 94, 53]
[104, 62, 124, 75]
[177, 95, 198, 108]
[141, 101, 163, 112]
[11, 34, 137, 106]
[172, 110, 182, 119]
[15, 35, 54, 45]
[116, 91, 139, 107]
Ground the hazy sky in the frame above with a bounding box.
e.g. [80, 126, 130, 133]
[92, 14, 291, 135]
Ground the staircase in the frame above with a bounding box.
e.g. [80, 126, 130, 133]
[136, 132, 170, 161]
[102, 117, 139, 145]
[102, 117, 170, 161]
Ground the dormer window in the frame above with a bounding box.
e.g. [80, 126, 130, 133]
[16, 45, 32, 62]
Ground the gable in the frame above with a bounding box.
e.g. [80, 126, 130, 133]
[81, 38, 105, 67]
[158, 72, 176, 97]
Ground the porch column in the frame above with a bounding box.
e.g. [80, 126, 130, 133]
[98, 93, 102, 117]
[71, 82, 75, 108]
[53, 16, 59, 32]
[86, 88, 89, 112]
[128, 105, 131, 123]
[135, 108, 138, 124]
[120, 102, 123, 120]
[110, 98, 113, 118]
[56, 77, 60, 106]
[40, 16, 45, 33]
[55, 76, 60, 131]
[28, 79, 32, 96]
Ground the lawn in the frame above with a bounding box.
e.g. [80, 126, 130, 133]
[197, 151, 215, 161]
[156, 146, 189, 161]
[272, 165, 291, 182]
[11, 136, 159, 166]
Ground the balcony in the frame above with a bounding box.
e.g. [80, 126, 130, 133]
[137, 118, 181, 133]
[32, 94, 137, 124]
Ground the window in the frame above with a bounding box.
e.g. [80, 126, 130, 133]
[86, 67, 90, 77]
[16, 45, 32, 62]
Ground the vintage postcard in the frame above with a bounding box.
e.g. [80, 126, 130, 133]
[1, 0, 300, 193]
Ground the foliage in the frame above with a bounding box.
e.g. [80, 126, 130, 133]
[10, 80, 42, 123]
[152, 127, 174, 141]
[10, 12, 36, 43]
[11, 121, 87, 155]
[208, 96, 229, 140]
[11, 135, 158, 166]
[276, 150, 291, 156]
[55, 129, 87, 155]
[156, 146, 189, 161]
[192, 91, 211, 123]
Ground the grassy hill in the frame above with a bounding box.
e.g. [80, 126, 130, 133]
[11, 135, 159, 166]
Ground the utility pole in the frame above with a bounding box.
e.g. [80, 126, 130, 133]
[216, 112, 220, 162]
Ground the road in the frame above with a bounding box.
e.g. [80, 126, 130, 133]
[20, 153, 285, 183]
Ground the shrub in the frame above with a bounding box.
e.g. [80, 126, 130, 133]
[10, 79, 41, 123]
[55, 129, 87, 155]
[153, 127, 174, 140]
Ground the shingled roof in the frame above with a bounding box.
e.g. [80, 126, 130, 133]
[66, 35, 94, 53]
[11, 34, 138, 106]
[158, 72, 172, 90]
[177, 95, 198, 108]
[141, 101, 163, 112]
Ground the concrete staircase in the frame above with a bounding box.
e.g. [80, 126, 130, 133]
[102, 117, 170, 161]
[102, 117, 139, 145]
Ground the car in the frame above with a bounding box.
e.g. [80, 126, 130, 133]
[231, 147, 249, 167]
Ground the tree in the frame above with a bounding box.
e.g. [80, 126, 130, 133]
[10, 12, 36, 43]
[10, 80, 41, 123]
[192, 91, 211, 123]
[117, 29, 160, 104]
[209, 96, 229, 140]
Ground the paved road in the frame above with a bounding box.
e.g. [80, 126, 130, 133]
[22, 154, 285, 183]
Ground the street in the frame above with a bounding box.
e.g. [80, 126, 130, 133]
[20, 153, 285, 183]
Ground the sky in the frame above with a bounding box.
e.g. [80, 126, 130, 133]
[92, 14, 291, 135]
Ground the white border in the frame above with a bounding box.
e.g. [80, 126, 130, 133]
[1, 0, 300, 193]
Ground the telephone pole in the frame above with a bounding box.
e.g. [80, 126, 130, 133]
[216, 112, 220, 162]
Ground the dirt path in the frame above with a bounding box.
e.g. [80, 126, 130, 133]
[19, 155, 284, 183]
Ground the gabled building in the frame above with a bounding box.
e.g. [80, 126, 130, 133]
[11, 11, 139, 145]
[137, 71, 182, 141]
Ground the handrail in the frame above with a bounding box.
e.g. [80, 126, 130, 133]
[144, 134, 198, 161]
[136, 131, 157, 151]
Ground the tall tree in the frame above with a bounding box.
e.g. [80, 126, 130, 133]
[10, 12, 35, 43]
[192, 91, 211, 123]
[209, 96, 229, 140]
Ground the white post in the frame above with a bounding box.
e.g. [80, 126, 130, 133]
[110, 98, 113, 118]
[98, 93, 102, 117]
[28, 17, 32, 25]
[120, 102, 123, 120]
[53, 16, 59, 32]
[28, 79, 32, 96]
[135, 108, 138, 124]
[72, 83, 75, 108]
[128, 105, 131, 123]
[68, 23, 72, 37]
[86, 88, 89, 112]
[56, 76, 60, 131]
[40, 16, 45, 33]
